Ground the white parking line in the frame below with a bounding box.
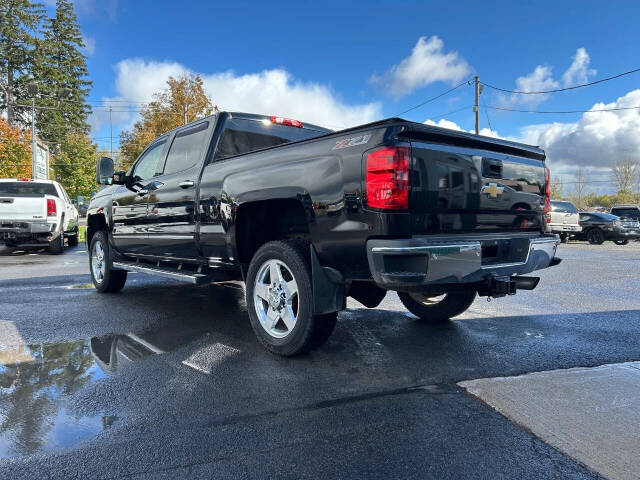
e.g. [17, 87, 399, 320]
[459, 362, 640, 480]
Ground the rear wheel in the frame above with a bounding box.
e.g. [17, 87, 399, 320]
[560, 233, 569, 243]
[614, 239, 629, 245]
[587, 228, 605, 245]
[398, 288, 476, 323]
[48, 231, 64, 254]
[67, 228, 79, 246]
[246, 240, 337, 356]
[90, 231, 127, 293]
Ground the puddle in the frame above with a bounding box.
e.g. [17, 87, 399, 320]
[0, 341, 115, 458]
[0, 314, 233, 457]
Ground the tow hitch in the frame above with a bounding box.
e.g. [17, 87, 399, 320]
[476, 275, 540, 298]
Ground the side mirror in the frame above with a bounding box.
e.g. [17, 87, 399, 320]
[96, 156, 115, 185]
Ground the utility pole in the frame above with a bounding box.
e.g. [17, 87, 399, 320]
[31, 97, 36, 179]
[109, 106, 113, 159]
[474, 75, 480, 135]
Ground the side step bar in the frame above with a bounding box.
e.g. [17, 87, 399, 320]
[113, 261, 211, 285]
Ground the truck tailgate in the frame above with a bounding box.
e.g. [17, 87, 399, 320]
[0, 196, 48, 221]
[408, 140, 547, 234]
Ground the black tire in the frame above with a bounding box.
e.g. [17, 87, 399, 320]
[614, 239, 629, 245]
[48, 231, 64, 254]
[246, 240, 337, 356]
[560, 233, 569, 243]
[587, 228, 605, 245]
[89, 230, 127, 293]
[67, 228, 79, 247]
[398, 288, 476, 323]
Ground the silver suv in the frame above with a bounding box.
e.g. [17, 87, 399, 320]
[547, 200, 581, 242]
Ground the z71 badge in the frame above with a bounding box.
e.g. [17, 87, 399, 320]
[332, 134, 371, 150]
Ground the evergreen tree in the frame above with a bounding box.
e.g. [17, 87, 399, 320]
[34, 0, 92, 147]
[0, 0, 45, 128]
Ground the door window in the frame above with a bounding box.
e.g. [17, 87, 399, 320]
[161, 122, 209, 175]
[132, 140, 167, 181]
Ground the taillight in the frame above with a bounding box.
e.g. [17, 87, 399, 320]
[546, 212, 551, 224]
[544, 167, 551, 214]
[270, 116, 303, 128]
[365, 146, 409, 210]
[47, 199, 57, 217]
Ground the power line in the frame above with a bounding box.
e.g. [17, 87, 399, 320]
[486, 104, 640, 114]
[480, 66, 640, 94]
[395, 78, 472, 116]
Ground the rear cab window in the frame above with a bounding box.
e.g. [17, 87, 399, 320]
[551, 201, 578, 213]
[214, 117, 329, 161]
[610, 207, 640, 219]
[0, 182, 58, 197]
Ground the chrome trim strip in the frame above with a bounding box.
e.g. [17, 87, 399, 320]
[112, 262, 205, 284]
[371, 243, 481, 254]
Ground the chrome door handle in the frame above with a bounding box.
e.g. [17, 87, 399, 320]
[179, 180, 195, 189]
[137, 189, 149, 196]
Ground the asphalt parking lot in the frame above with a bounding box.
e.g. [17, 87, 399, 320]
[1, 241, 639, 479]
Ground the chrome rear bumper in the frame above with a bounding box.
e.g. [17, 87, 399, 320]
[366, 233, 560, 290]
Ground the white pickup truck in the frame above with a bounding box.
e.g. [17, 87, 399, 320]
[0, 178, 79, 254]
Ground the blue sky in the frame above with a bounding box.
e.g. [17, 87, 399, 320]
[46, 0, 640, 188]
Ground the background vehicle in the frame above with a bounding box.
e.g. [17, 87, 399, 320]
[0, 178, 79, 253]
[610, 204, 640, 222]
[87, 112, 560, 355]
[547, 200, 581, 242]
[574, 212, 640, 245]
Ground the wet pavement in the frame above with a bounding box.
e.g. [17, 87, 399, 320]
[0, 242, 639, 478]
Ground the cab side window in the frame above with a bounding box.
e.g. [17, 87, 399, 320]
[161, 122, 209, 175]
[132, 140, 167, 181]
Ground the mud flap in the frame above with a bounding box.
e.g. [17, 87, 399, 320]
[311, 247, 346, 314]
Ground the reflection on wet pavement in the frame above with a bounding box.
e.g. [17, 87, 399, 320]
[0, 313, 228, 458]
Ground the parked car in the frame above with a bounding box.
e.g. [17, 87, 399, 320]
[610, 204, 640, 221]
[87, 112, 560, 355]
[0, 178, 79, 253]
[547, 200, 581, 242]
[574, 212, 640, 245]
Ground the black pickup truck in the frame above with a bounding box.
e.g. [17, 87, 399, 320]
[88, 111, 560, 355]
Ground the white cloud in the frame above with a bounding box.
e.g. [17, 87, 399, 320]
[512, 89, 640, 172]
[81, 34, 95, 55]
[90, 58, 382, 134]
[370, 36, 471, 98]
[498, 48, 596, 107]
[423, 118, 500, 138]
[562, 47, 596, 87]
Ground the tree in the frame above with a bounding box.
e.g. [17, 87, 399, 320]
[0, 0, 45, 127]
[0, 117, 32, 177]
[611, 157, 640, 198]
[33, 0, 91, 147]
[119, 74, 216, 169]
[573, 167, 588, 210]
[550, 175, 563, 199]
[51, 132, 97, 199]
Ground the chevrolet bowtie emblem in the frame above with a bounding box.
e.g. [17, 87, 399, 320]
[481, 182, 504, 198]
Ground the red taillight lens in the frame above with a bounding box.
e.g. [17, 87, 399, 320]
[365, 146, 409, 210]
[47, 199, 57, 217]
[270, 116, 303, 128]
[544, 167, 551, 214]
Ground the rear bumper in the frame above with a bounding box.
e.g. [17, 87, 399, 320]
[548, 224, 582, 233]
[366, 233, 560, 291]
[0, 221, 57, 243]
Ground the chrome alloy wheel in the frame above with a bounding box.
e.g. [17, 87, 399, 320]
[253, 259, 299, 339]
[91, 240, 106, 284]
[408, 292, 447, 305]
